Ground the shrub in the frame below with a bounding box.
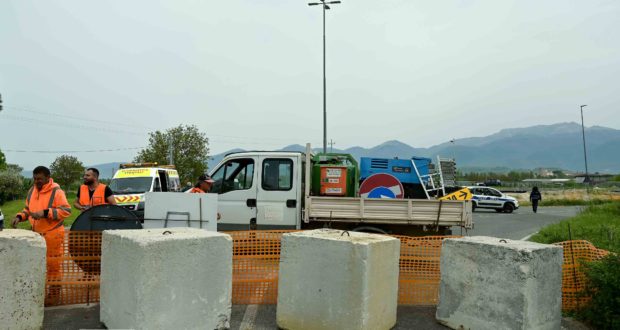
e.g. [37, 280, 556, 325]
[0, 170, 25, 205]
[578, 254, 620, 329]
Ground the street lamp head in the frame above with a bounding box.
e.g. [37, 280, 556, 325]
[580, 104, 587, 108]
[326, 1, 342, 3]
[308, 2, 321, 5]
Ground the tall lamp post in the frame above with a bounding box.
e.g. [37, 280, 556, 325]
[580, 105, 589, 185]
[308, 0, 341, 154]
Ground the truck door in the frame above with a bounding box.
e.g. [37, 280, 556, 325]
[209, 157, 258, 230]
[256, 156, 300, 229]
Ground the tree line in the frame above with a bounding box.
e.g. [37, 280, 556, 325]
[0, 124, 209, 204]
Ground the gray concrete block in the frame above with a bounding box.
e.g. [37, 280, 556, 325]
[277, 229, 400, 330]
[436, 236, 563, 330]
[0, 229, 46, 330]
[100, 228, 232, 330]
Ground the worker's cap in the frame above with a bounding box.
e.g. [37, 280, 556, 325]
[198, 174, 215, 184]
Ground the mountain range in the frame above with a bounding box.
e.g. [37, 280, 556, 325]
[35, 122, 617, 179]
[208, 122, 620, 173]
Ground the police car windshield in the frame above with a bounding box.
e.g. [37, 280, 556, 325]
[110, 177, 152, 194]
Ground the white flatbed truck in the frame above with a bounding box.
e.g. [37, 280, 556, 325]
[209, 144, 472, 235]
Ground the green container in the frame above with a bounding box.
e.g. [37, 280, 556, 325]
[311, 153, 359, 197]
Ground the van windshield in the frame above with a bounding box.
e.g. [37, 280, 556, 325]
[110, 177, 152, 194]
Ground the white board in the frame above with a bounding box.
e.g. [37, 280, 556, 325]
[143, 192, 218, 231]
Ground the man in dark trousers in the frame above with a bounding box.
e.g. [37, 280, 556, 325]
[529, 186, 542, 213]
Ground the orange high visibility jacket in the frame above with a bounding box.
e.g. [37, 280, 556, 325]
[79, 183, 108, 207]
[17, 179, 71, 234]
[189, 187, 206, 193]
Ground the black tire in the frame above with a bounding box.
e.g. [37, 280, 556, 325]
[503, 203, 515, 213]
[471, 203, 476, 212]
[495, 209, 503, 213]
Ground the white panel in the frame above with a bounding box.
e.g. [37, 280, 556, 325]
[143, 192, 218, 231]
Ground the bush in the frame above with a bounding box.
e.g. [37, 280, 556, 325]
[0, 170, 25, 205]
[578, 254, 620, 329]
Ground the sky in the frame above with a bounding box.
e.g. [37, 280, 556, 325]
[1, 0, 619, 170]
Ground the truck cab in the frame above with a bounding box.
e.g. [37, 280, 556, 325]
[208, 152, 303, 230]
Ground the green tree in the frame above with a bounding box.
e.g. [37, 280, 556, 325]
[0, 169, 24, 204]
[134, 124, 209, 183]
[0, 149, 7, 171]
[50, 155, 85, 189]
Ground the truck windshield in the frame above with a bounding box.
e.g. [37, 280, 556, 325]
[110, 177, 152, 194]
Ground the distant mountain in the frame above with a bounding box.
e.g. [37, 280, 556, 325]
[208, 122, 620, 173]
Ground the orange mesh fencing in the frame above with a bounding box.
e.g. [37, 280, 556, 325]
[553, 240, 610, 312]
[225, 230, 295, 305]
[44, 230, 610, 311]
[45, 231, 101, 306]
[394, 235, 460, 305]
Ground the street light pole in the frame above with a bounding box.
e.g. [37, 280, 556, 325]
[580, 104, 589, 185]
[308, 0, 341, 154]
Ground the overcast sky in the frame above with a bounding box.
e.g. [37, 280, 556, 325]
[1, 0, 619, 170]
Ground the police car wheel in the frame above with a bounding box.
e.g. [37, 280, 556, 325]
[503, 203, 515, 213]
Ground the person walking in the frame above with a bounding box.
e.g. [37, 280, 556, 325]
[11, 166, 72, 303]
[530, 186, 542, 213]
[74, 167, 116, 212]
[189, 174, 215, 193]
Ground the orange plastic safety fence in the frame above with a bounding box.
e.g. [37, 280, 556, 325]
[394, 235, 461, 305]
[46, 230, 609, 311]
[225, 230, 296, 305]
[45, 231, 101, 306]
[553, 240, 609, 312]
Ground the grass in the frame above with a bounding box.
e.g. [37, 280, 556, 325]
[520, 198, 611, 207]
[1, 192, 79, 230]
[530, 201, 620, 253]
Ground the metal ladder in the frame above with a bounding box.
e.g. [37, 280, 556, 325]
[410, 157, 457, 199]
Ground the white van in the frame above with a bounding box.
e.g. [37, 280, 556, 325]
[109, 163, 181, 218]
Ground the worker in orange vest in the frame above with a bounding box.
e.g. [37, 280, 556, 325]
[11, 166, 72, 283]
[74, 167, 116, 211]
[189, 174, 215, 193]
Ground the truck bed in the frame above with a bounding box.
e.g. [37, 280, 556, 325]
[304, 196, 473, 229]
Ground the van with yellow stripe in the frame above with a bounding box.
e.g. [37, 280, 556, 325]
[109, 163, 181, 219]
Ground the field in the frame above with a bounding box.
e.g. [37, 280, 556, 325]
[1, 192, 80, 229]
[510, 188, 620, 206]
[530, 201, 620, 253]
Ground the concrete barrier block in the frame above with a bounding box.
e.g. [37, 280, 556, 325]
[100, 228, 232, 330]
[436, 236, 563, 330]
[277, 229, 400, 330]
[0, 229, 46, 330]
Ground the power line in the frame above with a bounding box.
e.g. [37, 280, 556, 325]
[3, 147, 145, 154]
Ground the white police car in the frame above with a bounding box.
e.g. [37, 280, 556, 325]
[467, 186, 519, 213]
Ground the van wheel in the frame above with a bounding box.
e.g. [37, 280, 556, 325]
[503, 203, 515, 213]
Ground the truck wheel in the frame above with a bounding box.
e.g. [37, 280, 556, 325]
[503, 203, 515, 213]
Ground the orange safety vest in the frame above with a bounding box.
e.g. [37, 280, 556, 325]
[189, 187, 206, 193]
[79, 183, 108, 207]
[17, 178, 71, 234]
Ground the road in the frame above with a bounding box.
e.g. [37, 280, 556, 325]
[452, 205, 582, 240]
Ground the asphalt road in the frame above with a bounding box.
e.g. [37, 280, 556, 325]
[452, 205, 582, 240]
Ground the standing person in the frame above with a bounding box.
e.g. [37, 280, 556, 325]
[530, 186, 542, 213]
[11, 166, 72, 296]
[74, 168, 116, 211]
[189, 174, 215, 193]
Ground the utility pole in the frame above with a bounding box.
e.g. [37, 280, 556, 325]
[328, 139, 335, 153]
[308, 0, 341, 154]
[580, 105, 589, 187]
[168, 136, 174, 165]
